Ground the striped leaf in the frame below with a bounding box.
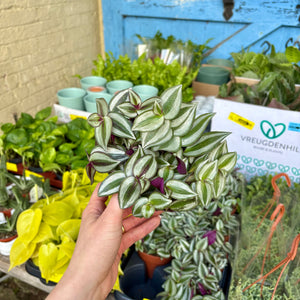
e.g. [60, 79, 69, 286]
[117, 102, 137, 118]
[198, 262, 209, 279]
[196, 181, 213, 207]
[181, 113, 215, 147]
[207, 140, 228, 161]
[87, 113, 103, 128]
[158, 166, 174, 182]
[119, 176, 141, 209]
[149, 192, 172, 209]
[169, 199, 197, 211]
[212, 171, 226, 199]
[170, 103, 196, 128]
[124, 146, 144, 176]
[132, 197, 148, 217]
[133, 155, 157, 179]
[184, 132, 230, 157]
[153, 100, 163, 116]
[98, 171, 126, 196]
[141, 203, 155, 218]
[128, 89, 141, 106]
[147, 127, 173, 149]
[164, 279, 177, 296]
[89, 150, 120, 173]
[160, 85, 182, 120]
[139, 177, 150, 193]
[109, 89, 129, 111]
[166, 180, 197, 200]
[94, 116, 112, 150]
[189, 155, 208, 174]
[91, 146, 128, 162]
[109, 112, 135, 139]
[141, 120, 171, 148]
[96, 98, 109, 116]
[218, 152, 237, 173]
[173, 108, 195, 137]
[137, 97, 157, 115]
[155, 136, 181, 152]
[196, 238, 208, 251]
[196, 160, 218, 181]
[194, 158, 209, 179]
[132, 110, 164, 132]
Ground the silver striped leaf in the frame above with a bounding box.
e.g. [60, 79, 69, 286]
[141, 203, 155, 218]
[148, 127, 173, 149]
[94, 116, 112, 150]
[194, 158, 209, 180]
[119, 176, 141, 209]
[196, 160, 218, 182]
[149, 192, 172, 209]
[137, 97, 158, 115]
[91, 146, 128, 162]
[141, 120, 171, 148]
[184, 132, 230, 157]
[139, 177, 150, 193]
[117, 102, 137, 118]
[160, 85, 182, 120]
[189, 155, 208, 173]
[109, 89, 130, 111]
[128, 88, 141, 106]
[155, 136, 181, 152]
[109, 112, 135, 139]
[124, 146, 144, 176]
[89, 150, 121, 173]
[198, 262, 209, 280]
[158, 166, 174, 182]
[212, 171, 226, 199]
[217, 152, 237, 173]
[196, 181, 213, 207]
[132, 110, 164, 132]
[153, 100, 163, 116]
[181, 112, 215, 147]
[133, 154, 157, 179]
[166, 180, 197, 200]
[96, 98, 109, 116]
[132, 197, 148, 217]
[97, 171, 126, 196]
[170, 103, 196, 128]
[87, 113, 103, 128]
[172, 108, 195, 137]
[169, 199, 197, 211]
[207, 140, 228, 161]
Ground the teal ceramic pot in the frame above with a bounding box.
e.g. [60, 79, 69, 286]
[196, 66, 230, 85]
[80, 76, 107, 90]
[207, 58, 234, 68]
[84, 93, 113, 112]
[57, 87, 86, 110]
[106, 80, 133, 95]
[86, 86, 107, 97]
[133, 85, 159, 101]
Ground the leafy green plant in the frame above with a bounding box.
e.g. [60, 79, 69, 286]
[92, 52, 198, 102]
[86, 85, 237, 218]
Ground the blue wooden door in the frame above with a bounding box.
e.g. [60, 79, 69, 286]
[102, 0, 300, 59]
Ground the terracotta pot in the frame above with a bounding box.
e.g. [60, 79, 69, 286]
[0, 233, 18, 243]
[138, 251, 172, 278]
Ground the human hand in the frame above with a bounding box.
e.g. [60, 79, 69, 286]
[47, 183, 161, 300]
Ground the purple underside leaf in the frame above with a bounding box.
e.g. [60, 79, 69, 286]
[202, 230, 217, 245]
[150, 177, 165, 194]
[212, 207, 222, 216]
[176, 157, 187, 174]
[126, 149, 134, 156]
[198, 283, 210, 296]
[86, 162, 96, 185]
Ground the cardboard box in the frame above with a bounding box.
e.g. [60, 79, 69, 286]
[211, 98, 300, 183]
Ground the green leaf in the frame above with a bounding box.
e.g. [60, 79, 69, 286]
[141, 120, 171, 148]
[184, 132, 230, 157]
[198, 262, 209, 279]
[181, 113, 215, 147]
[133, 155, 157, 179]
[119, 176, 141, 208]
[124, 146, 144, 176]
[207, 140, 228, 161]
[158, 166, 174, 182]
[141, 203, 155, 218]
[166, 180, 197, 200]
[218, 152, 237, 173]
[35, 107, 52, 120]
[96, 98, 109, 116]
[129, 89, 142, 106]
[109, 112, 135, 139]
[212, 171, 226, 199]
[155, 136, 181, 152]
[196, 181, 213, 207]
[89, 150, 121, 173]
[169, 199, 197, 210]
[170, 103, 196, 128]
[160, 85, 182, 120]
[196, 238, 208, 251]
[196, 160, 218, 181]
[94, 116, 112, 150]
[132, 110, 164, 132]
[40, 147, 56, 164]
[285, 46, 300, 63]
[149, 192, 172, 209]
[98, 171, 126, 196]
[132, 197, 149, 217]
[172, 107, 196, 137]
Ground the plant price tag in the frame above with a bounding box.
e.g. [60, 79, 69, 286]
[211, 98, 300, 183]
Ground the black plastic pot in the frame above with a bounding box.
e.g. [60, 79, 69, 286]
[25, 259, 57, 286]
[115, 251, 169, 300]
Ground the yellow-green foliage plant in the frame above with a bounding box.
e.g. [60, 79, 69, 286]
[9, 168, 107, 283]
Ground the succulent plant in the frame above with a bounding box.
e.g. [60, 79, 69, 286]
[86, 85, 237, 217]
[135, 172, 243, 299]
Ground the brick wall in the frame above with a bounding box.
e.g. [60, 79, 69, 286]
[0, 0, 102, 124]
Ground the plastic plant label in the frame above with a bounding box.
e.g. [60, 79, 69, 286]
[25, 170, 44, 181]
[212, 99, 300, 183]
[6, 162, 18, 172]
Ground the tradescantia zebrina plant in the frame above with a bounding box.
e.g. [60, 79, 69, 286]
[86, 85, 237, 217]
